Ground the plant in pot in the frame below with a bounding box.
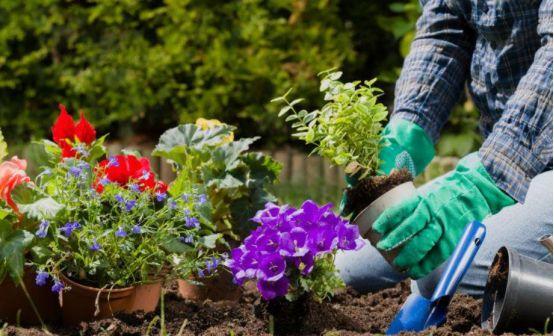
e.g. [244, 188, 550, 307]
[29, 105, 224, 325]
[226, 200, 364, 334]
[153, 119, 282, 301]
[274, 70, 434, 265]
[0, 129, 62, 326]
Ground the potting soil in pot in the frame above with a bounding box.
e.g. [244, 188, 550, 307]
[345, 169, 412, 217]
[1, 281, 534, 336]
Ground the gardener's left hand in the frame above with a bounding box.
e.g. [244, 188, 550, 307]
[373, 153, 515, 279]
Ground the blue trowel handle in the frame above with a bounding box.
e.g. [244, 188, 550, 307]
[430, 220, 486, 302]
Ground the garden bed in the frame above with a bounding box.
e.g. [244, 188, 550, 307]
[1, 281, 528, 336]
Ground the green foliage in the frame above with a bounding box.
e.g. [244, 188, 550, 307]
[286, 253, 344, 302]
[0, 0, 353, 145]
[0, 130, 7, 162]
[0, 208, 34, 283]
[154, 123, 281, 239]
[275, 71, 388, 177]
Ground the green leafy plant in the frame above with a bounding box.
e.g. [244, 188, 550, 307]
[154, 121, 282, 240]
[274, 70, 388, 177]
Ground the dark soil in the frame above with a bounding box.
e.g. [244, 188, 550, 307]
[345, 169, 412, 216]
[1, 281, 537, 336]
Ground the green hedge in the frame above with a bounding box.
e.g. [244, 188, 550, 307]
[0, 0, 365, 145]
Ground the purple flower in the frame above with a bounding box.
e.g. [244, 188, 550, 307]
[74, 144, 90, 158]
[255, 231, 280, 255]
[114, 194, 125, 203]
[68, 166, 82, 178]
[181, 194, 190, 202]
[279, 227, 309, 257]
[156, 192, 167, 202]
[206, 256, 220, 273]
[90, 239, 101, 251]
[51, 280, 64, 293]
[257, 276, 289, 300]
[307, 227, 337, 255]
[107, 156, 119, 167]
[125, 200, 137, 212]
[60, 221, 80, 237]
[292, 251, 315, 275]
[129, 183, 140, 193]
[198, 269, 205, 278]
[99, 177, 111, 186]
[258, 254, 286, 281]
[337, 223, 365, 251]
[131, 225, 142, 234]
[139, 170, 151, 181]
[184, 216, 200, 228]
[179, 235, 194, 244]
[197, 194, 207, 205]
[168, 199, 177, 210]
[35, 220, 49, 238]
[115, 227, 127, 238]
[35, 271, 49, 286]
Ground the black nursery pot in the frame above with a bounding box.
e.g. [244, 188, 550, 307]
[481, 247, 553, 334]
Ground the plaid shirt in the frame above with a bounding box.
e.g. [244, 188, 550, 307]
[392, 0, 553, 203]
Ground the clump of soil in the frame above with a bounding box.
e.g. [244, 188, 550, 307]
[0, 281, 533, 336]
[345, 169, 412, 216]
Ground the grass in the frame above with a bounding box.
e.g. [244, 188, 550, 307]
[270, 177, 343, 208]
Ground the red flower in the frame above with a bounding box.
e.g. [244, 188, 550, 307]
[94, 154, 158, 192]
[155, 181, 169, 194]
[51, 104, 96, 158]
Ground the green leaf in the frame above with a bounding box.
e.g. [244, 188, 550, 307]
[1, 229, 34, 280]
[278, 105, 293, 117]
[0, 129, 8, 161]
[162, 238, 194, 254]
[18, 197, 63, 220]
[198, 234, 221, 249]
[209, 174, 244, 189]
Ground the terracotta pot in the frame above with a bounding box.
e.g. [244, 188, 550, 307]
[0, 267, 61, 325]
[60, 274, 135, 326]
[178, 271, 241, 301]
[352, 181, 416, 268]
[129, 280, 162, 313]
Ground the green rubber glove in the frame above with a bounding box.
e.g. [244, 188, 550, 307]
[379, 118, 435, 176]
[339, 173, 359, 216]
[373, 153, 515, 279]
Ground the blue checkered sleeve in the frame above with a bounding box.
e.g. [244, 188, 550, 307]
[479, 0, 553, 203]
[392, 0, 475, 142]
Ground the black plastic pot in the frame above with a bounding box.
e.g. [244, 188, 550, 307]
[481, 247, 553, 334]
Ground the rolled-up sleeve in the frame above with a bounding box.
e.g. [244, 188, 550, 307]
[392, 0, 476, 142]
[479, 0, 553, 203]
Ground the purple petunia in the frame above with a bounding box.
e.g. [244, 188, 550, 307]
[228, 200, 364, 300]
[35, 271, 49, 287]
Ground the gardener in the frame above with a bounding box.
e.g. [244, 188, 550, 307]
[336, 0, 553, 298]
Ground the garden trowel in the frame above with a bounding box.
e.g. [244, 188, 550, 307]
[386, 220, 486, 335]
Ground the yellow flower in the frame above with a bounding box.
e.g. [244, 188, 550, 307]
[195, 118, 234, 143]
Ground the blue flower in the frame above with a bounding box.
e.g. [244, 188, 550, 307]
[183, 209, 191, 216]
[114, 194, 125, 203]
[168, 199, 177, 210]
[35, 220, 49, 238]
[131, 225, 142, 235]
[198, 269, 205, 278]
[206, 257, 220, 273]
[181, 194, 190, 202]
[68, 166, 82, 178]
[179, 235, 194, 244]
[197, 194, 208, 205]
[35, 271, 49, 287]
[99, 177, 111, 186]
[51, 280, 64, 293]
[74, 144, 90, 158]
[115, 227, 127, 238]
[107, 156, 119, 168]
[90, 239, 101, 252]
[125, 200, 137, 212]
[129, 183, 141, 193]
[184, 216, 200, 229]
[61, 221, 80, 237]
[42, 168, 52, 175]
[156, 192, 167, 202]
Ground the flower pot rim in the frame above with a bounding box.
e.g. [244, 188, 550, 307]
[60, 273, 135, 298]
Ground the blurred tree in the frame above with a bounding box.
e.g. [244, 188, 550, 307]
[0, 0, 355, 146]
